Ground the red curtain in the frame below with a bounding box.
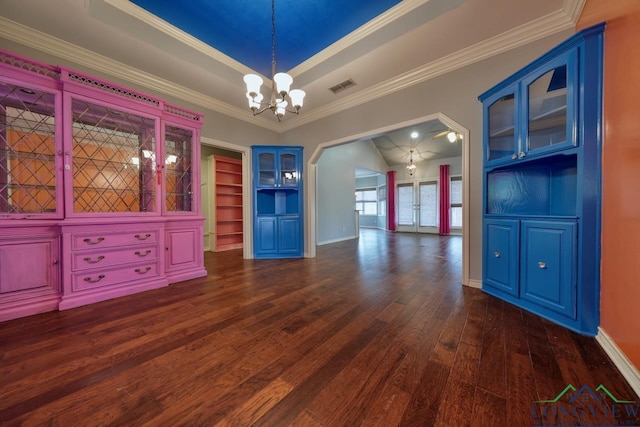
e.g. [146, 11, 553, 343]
[439, 164, 450, 235]
[387, 171, 396, 231]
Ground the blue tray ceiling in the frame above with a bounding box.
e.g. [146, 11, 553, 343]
[131, 0, 402, 77]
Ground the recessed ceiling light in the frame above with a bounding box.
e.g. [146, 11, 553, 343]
[410, 131, 419, 139]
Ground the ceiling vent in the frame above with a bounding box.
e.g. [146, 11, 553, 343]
[329, 79, 357, 94]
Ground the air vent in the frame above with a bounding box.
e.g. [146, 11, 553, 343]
[329, 79, 357, 94]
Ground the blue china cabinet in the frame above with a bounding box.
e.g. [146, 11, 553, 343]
[479, 24, 604, 335]
[252, 146, 304, 258]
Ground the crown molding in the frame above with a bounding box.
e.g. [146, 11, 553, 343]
[563, 0, 587, 24]
[278, 5, 578, 132]
[0, 16, 280, 132]
[288, 0, 430, 77]
[103, 0, 258, 78]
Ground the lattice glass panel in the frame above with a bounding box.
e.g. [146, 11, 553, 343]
[71, 98, 156, 213]
[164, 125, 193, 213]
[0, 82, 57, 215]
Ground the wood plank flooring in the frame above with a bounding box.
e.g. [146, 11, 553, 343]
[1, 229, 638, 426]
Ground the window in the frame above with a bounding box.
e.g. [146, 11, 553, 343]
[450, 177, 462, 228]
[355, 188, 377, 215]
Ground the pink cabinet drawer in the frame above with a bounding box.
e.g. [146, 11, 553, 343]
[72, 230, 159, 250]
[72, 245, 158, 271]
[72, 262, 160, 291]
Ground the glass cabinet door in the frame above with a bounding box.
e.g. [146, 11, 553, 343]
[524, 50, 576, 155]
[70, 97, 157, 214]
[279, 152, 298, 187]
[164, 125, 194, 213]
[257, 152, 275, 187]
[486, 89, 517, 164]
[0, 81, 60, 217]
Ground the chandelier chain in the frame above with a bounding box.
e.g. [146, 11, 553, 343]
[271, 0, 276, 78]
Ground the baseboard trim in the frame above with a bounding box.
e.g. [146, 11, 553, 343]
[317, 235, 358, 246]
[596, 327, 640, 398]
[467, 279, 482, 289]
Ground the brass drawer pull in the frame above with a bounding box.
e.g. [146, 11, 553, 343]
[134, 250, 152, 257]
[135, 233, 152, 240]
[84, 274, 105, 283]
[135, 267, 152, 274]
[83, 255, 105, 264]
[83, 237, 105, 245]
[538, 261, 548, 269]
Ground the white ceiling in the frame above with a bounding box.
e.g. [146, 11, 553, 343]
[0, 0, 584, 164]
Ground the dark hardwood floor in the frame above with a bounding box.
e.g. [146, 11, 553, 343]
[1, 229, 638, 426]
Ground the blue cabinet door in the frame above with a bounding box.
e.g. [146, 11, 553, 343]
[520, 220, 576, 319]
[255, 217, 277, 255]
[521, 48, 578, 159]
[278, 216, 301, 254]
[484, 219, 519, 296]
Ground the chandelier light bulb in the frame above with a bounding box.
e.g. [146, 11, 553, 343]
[289, 89, 306, 110]
[447, 131, 457, 143]
[243, 74, 263, 98]
[274, 73, 293, 97]
[246, 93, 264, 111]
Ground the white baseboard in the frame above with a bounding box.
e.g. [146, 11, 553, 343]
[317, 235, 358, 246]
[596, 327, 640, 398]
[467, 279, 482, 289]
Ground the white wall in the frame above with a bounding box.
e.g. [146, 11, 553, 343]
[317, 140, 388, 244]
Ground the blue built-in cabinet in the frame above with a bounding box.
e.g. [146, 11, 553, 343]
[252, 146, 304, 258]
[479, 23, 604, 335]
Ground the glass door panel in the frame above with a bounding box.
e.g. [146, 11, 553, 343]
[164, 125, 193, 213]
[488, 93, 516, 162]
[279, 152, 298, 186]
[0, 81, 59, 217]
[70, 98, 157, 213]
[396, 183, 415, 232]
[418, 182, 437, 228]
[527, 65, 568, 151]
[258, 152, 275, 186]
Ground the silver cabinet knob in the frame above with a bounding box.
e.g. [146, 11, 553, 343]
[511, 154, 517, 159]
[494, 251, 501, 258]
[538, 261, 547, 269]
[519, 152, 526, 158]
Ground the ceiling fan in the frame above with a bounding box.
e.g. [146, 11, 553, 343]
[432, 129, 463, 143]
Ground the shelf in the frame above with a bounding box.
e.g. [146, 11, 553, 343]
[213, 155, 244, 252]
[216, 182, 242, 187]
[490, 125, 515, 138]
[218, 231, 243, 236]
[217, 169, 242, 175]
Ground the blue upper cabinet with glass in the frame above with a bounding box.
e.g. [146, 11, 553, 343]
[252, 146, 304, 259]
[479, 23, 604, 336]
[484, 48, 578, 167]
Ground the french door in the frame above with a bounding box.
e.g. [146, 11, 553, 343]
[396, 180, 438, 233]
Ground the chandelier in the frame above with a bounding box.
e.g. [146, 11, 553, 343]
[243, 0, 305, 121]
[406, 150, 417, 176]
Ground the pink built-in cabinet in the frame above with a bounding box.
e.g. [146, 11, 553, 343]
[0, 50, 206, 321]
